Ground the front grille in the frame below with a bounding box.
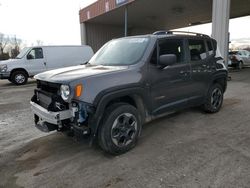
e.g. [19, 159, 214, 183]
[33, 80, 69, 112]
[37, 80, 60, 94]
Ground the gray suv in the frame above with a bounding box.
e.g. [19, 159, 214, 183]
[30, 31, 228, 155]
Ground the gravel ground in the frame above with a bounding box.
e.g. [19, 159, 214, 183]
[0, 68, 250, 188]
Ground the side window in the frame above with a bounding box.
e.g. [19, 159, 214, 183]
[206, 40, 214, 56]
[188, 39, 207, 61]
[158, 39, 185, 64]
[27, 48, 43, 59]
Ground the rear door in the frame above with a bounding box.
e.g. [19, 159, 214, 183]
[188, 38, 212, 104]
[25, 47, 47, 75]
[149, 38, 192, 115]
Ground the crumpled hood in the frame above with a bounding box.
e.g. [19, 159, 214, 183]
[34, 64, 128, 83]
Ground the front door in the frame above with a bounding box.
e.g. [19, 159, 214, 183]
[25, 48, 47, 76]
[149, 38, 192, 115]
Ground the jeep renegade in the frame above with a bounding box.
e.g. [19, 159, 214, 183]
[30, 31, 228, 155]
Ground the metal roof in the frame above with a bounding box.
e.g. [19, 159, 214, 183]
[79, 0, 250, 30]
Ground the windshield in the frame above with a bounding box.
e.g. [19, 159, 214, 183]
[16, 47, 31, 59]
[89, 37, 149, 66]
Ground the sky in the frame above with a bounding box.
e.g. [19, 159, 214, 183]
[0, 0, 249, 47]
[0, 0, 97, 46]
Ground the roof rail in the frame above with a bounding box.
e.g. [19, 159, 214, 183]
[153, 30, 210, 38]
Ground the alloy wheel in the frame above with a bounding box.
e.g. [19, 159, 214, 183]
[111, 113, 138, 147]
[211, 88, 222, 110]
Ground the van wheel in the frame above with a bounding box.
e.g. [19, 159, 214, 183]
[98, 103, 141, 155]
[11, 71, 28, 85]
[203, 83, 224, 113]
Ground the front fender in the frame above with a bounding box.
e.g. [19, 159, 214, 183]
[89, 85, 150, 139]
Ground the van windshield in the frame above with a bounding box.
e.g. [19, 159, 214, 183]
[89, 37, 149, 66]
[16, 47, 31, 59]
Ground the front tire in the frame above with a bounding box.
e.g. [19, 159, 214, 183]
[203, 83, 224, 113]
[98, 103, 141, 155]
[11, 71, 28, 85]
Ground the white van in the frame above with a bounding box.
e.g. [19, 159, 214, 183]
[0, 45, 94, 85]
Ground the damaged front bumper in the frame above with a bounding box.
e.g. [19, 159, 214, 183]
[30, 97, 94, 136]
[30, 101, 73, 132]
[30, 101, 73, 125]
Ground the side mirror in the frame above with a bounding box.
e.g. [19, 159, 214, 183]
[159, 54, 177, 67]
[27, 54, 34, 60]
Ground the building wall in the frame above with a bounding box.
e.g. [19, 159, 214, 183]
[83, 22, 156, 52]
[85, 23, 124, 52]
[79, 0, 135, 23]
[81, 20, 158, 51]
[129, 27, 156, 36]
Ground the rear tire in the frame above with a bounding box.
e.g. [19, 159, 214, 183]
[203, 83, 224, 113]
[98, 103, 141, 155]
[11, 71, 28, 85]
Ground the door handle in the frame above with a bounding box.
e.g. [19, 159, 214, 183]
[44, 62, 47, 66]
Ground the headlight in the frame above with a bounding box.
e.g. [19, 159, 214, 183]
[0, 64, 7, 72]
[60, 85, 70, 101]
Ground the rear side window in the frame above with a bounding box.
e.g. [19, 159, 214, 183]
[158, 39, 185, 64]
[206, 40, 214, 56]
[188, 39, 207, 61]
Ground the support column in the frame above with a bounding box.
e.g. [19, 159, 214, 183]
[212, 0, 231, 67]
[80, 23, 87, 45]
[124, 6, 128, 37]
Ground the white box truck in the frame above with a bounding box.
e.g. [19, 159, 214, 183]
[0, 45, 94, 85]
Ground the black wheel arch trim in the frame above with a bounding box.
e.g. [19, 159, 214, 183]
[209, 71, 228, 93]
[89, 85, 150, 139]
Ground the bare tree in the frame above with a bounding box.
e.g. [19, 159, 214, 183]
[0, 34, 24, 59]
[0, 33, 9, 55]
[9, 35, 22, 58]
